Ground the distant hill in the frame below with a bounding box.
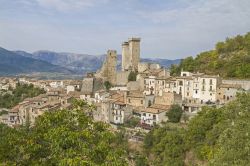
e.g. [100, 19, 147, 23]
[16, 50, 181, 73]
[171, 32, 250, 78]
[0, 47, 72, 76]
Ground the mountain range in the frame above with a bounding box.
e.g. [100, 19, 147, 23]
[0, 47, 72, 76]
[0, 47, 181, 77]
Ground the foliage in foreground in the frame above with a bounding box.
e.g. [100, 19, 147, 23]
[143, 93, 250, 166]
[0, 103, 128, 165]
[0, 83, 45, 108]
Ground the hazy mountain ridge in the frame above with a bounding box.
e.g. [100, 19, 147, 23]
[0, 47, 72, 76]
[16, 50, 181, 73]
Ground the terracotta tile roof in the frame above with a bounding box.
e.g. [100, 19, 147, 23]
[127, 91, 144, 98]
[10, 105, 20, 113]
[142, 104, 171, 114]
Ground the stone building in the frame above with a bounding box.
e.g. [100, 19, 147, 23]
[96, 50, 117, 85]
[122, 38, 141, 72]
[217, 84, 242, 104]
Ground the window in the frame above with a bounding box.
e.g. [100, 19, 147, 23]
[202, 85, 205, 91]
[195, 90, 198, 94]
[187, 92, 189, 96]
[148, 100, 152, 107]
[179, 81, 183, 86]
[210, 79, 213, 85]
[141, 100, 143, 104]
[143, 113, 146, 116]
[202, 79, 205, 84]
[153, 115, 156, 119]
[210, 86, 212, 91]
[128, 99, 131, 103]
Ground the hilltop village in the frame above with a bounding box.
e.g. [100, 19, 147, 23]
[1, 37, 250, 130]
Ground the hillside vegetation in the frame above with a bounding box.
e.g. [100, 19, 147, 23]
[171, 32, 250, 78]
[0, 83, 45, 108]
[143, 93, 250, 165]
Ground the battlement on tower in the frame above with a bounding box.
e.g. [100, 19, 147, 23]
[128, 38, 141, 42]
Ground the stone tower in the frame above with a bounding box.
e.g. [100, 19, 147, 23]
[122, 42, 130, 71]
[106, 50, 117, 85]
[96, 50, 117, 85]
[121, 37, 140, 72]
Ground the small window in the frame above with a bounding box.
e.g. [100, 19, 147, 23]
[141, 100, 143, 104]
[143, 113, 146, 116]
[210, 79, 213, 85]
[153, 115, 156, 119]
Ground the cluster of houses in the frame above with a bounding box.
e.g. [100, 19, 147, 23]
[0, 77, 17, 91]
[0, 78, 84, 127]
[1, 37, 250, 129]
[80, 69, 248, 128]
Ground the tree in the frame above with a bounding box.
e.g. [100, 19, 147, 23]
[0, 101, 128, 165]
[143, 125, 186, 166]
[104, 81, 112, 91]
[0, 83, 45, 108]
[170, 32, 250, 78]
[128, 71, 137, 81]
[166, 104, 183, 123]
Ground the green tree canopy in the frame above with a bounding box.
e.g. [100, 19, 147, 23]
[166, 104, 183, 123]
[171, 32, 250, 78]
[0, 102, 128, 165]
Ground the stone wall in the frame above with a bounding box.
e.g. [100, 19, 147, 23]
[95, 50, 117, 85]
[222, 79, 250, 90]
[116, 71, 130, 86]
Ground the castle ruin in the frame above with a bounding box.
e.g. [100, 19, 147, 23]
[122, 38, 141, 72]
[95, 50, 117, 85]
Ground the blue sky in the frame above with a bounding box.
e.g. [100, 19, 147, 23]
[0, 0, 250, 59]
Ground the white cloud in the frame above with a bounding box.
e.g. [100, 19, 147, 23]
[35, 0, 108, 11]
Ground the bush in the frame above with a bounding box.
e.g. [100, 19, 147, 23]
[128, 71, 137, 81]
[166, 104, 183, 123]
